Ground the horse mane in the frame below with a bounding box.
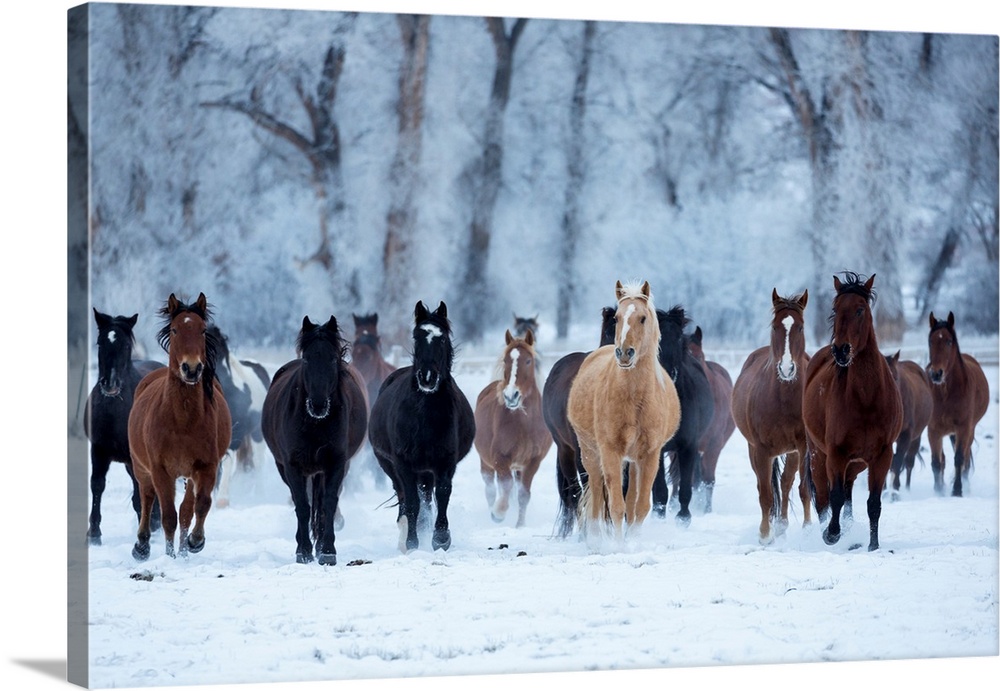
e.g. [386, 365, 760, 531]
[617, 279, 654, 307]
[155, 296, 220, 401]
[834, 271, 877, 305]
[657, 305, 690, 333]
[772, 293, 807, 314]
[297, 319, 350, 362]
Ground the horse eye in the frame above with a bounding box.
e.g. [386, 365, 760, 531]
[640, 316, 646, 324]
[855, 308, 864, 317]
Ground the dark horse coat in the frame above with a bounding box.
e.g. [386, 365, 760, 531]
[262, 316, 368, 565]
[368, 301, 475, 553]
[84, 309, 164, 544]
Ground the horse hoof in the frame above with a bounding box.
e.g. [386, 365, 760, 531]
[187, 535, 205, 554]
[823, 528, 841, 545]
[296, 552, 314, 564]
[432, 530, 451, 551]
[88, 532, 102, 547]
[490, 513, 504, 524]
[653, 504, 667, 519]
[952, 488, 963, 498]
[758, 533, 774, 546]
[867, 542, 880, 552]
[132, 542, 150, 561]
[318, 552, 337, 566]
[675, 511, 691, 528]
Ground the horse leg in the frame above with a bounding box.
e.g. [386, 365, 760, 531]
[131, 467, 157, 561]
[889, 431, 909, 498]
[152, 466, 178, 558]
[316, 463, 346, 565]
[177, 479, 196, 557]
[928, 432, 945, 495]
[823, 460, 846, 546]
[598, 445, 627, 541]
[124, 461, 160, 533]
[701, 446, 720, 515]
[516, 460, 541, 528]
[627, 455, 659, 534]
[491, 458, 514, 524]
[416, 471, 435, 533]
[577, 438, 606, 541]
[794, 447, 812, 526]
[674, 443, 698, 527]
[284, 469, 314, 563]
[480, 456, 498, 519]
[809, 446, 830, 524]
[749, 445, 776, 544]
[88, 449, 112, 545]
[651, 450, 669, 518]
[952, 430, 971, 497]
[186, 466, 216, 555]
[904, 438, 920, 490]
[216, 450, 235, 509]
[399, 469, 422, 552]
[432, 466, 456, 551]
[554, 442, 580, 538]
[867, 447, 893, 551]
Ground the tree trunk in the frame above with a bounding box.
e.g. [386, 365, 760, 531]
[382, 14, 431, 347]
[556, 21, 595, 340]
[454, 17, 529, 342]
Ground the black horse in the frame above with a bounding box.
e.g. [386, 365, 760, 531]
[368, 301, 475, 552]
[261, 316, 368, 565]
[651, 306, 714, 525]
[84, 309, 163, 545]
[542, 306, 616, 539]
[209, 325, 271, 506]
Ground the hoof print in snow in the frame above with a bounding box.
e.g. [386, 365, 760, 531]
[347, 559, 372, 566]
[129, 570, 163, 582]
[516, 551, 527, 557]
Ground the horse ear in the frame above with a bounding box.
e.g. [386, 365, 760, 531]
[947, 312, 955, 328]
[414, 301, 428, 322]
[372, 313, 378, 325]
[693, 326, 703, 345]
[195, 293, 208, 311]
[799, 290, 808, 309]
[615, 280, 625, 301]
[771, 288, 780, 306]
[833, 275, 842, 292]
[505, 329, 513, 345]
[127, 314, 139, 329]
[167, 293, 180, 312]
[302, 316, 316, 332]
[525, 328, 535, 346]
[641, 281, 651, 299]
[864, 274, 876, 293]
[93, 308, 110, 329]
[326, 316, 338, 331]
[929, 312, 936, 328]
[435, 301, 447, 320]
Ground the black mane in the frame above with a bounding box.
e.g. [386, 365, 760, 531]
[155, 295, 220, 401]
[834, 271, 877, 305]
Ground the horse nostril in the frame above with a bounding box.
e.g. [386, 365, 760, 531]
[615, 348, 623, 359]
[627, 348, 635, 359]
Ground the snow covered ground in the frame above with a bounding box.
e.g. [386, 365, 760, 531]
[79, 343, 999, 690]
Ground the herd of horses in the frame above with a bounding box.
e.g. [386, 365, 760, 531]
[83, 271, 991, 564]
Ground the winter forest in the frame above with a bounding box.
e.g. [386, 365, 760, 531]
[68, 2, 999, 355]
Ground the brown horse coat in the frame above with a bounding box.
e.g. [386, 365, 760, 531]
[568, 280, 680, 541]
[884, 351, 933, 494]
[926, 312, 990, 496]
[474, 329, 552, 527]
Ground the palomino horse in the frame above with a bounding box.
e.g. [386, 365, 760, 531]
[884, 351, 933, 497]
[474, 329, 552, 526]
[651, 306, 714, 525]
[128, 294, 232, 560]
[731, 289, 812, 544]
[351, 312, 396, 411]
[568, 280, 681, 542]
[542, 306, 616, 538]
[210, 324, 271, 508]
[803, 273, 902, 551]
[84, 309, 163, 544]
[685, 325, 736, 513]
[368, 301, 475, 552]
[262, 316, 368, 565]
[926, 312, 989, 497]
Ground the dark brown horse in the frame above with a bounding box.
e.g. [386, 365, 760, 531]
[474, 329, 551, 527]
[803, 273, 902, 551]
[883, 351, 933, 497]
[926, 311, 989, 497]
[351, 312, 396, 412]
[128, 294, 232, 560]
[541, 306, 616, 538]
[685, 326, 736, 513]
[731, 289, 812, 544]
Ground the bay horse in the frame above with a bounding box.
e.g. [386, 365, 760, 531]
[926, 311, 989, 497]
[684, 325, 736, 513]
[84, 309, 163, 545]
[210, 324, 272, 508]
[351, 312, 396, 411]
[261, 316, 368, 565]
[884, 351, 933, 497]
[651, 305, 714, 525]
[567, 280, 681, 542]
[368, 301, 475, 552]
[128, 293, 232, 560]
[474, 329, 552, 526]
[542, 306, 616, 538]
[803, 272, 902, 551]
[731, 289, 812, 544]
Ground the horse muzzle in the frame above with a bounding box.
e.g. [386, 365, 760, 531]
[928, 368, 946, 385]
[179, 361, 204, 385]
[777, 362, 796, 382]
[832, 343, 853, 367]
[98, 373, 122, 397]
[417, 369, 440, 394]
[615, 347, 636, 369]
[503, 390, 522, 410]
[306, 397, 331, 419]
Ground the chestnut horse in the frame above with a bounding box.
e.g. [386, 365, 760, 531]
[803, 273, 902, 551]
[542, 306, 616, 538]
[926, 312, 989, 497]
[731, 289, 812, 544]
[474, 329, 552, 526]
[351, 312, 396, 411]
[685, 325, 736, 513]
[128, 294, 232, 560]
[568, 280, 681, 542]
[884, 351, 933, 497]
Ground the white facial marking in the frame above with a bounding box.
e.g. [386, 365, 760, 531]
[421, 324, 442, 344]
[619, 303, 636, 346]
[778, 315, 795, 379]
[184, 317, 193, 324]
[503, 348, 520, 400]
[107, 330, 116, 344]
